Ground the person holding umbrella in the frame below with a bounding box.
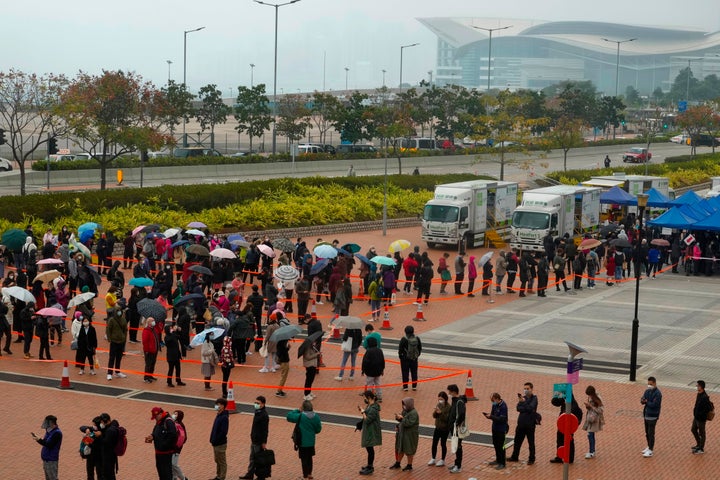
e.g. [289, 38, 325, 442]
[300, 332, 321, 400]
[481, 254, 494, 296]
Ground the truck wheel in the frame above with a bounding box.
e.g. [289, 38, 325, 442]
[426, 242, 436, 248]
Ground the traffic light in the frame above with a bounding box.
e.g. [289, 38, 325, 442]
[48, 137, 58, 155]
[0, 128, 6, 145]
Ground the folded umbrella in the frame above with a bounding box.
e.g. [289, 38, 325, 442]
[67, 292, 95, 308]
[36, 307, 67, 317]
[137, 298, 168, 322]
[129, 277, 154, 287]
[257, 244, 276, 258]
[189, 265, 213, 276]
[33, 270, 61, 285]
[190, 327, 225, 347]
[334, 316, 364, 329]
[187, 244, 210, 257]
[370, 255, 396, 266]
[269, 324, 302, 342]
[1, 286, 36, 303]
[274, 265, 300, 282]
[297, 330, 324, 358]
[210, 248, 236, 260]
[313, 244, 338, 259]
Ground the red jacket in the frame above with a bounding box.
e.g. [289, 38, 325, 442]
[402, 256, 418, 278]
[142, 326, 160, 354]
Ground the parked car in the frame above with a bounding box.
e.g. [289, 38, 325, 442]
[670, 133, 690, 144]
[297, 144, 325, 154]
[173, 147, 223, 158]
[689, 134, 720, 147]
[336, 144, 377, 154]
[47, 154, 77, 162]
[0, 157, 13, 171]
[622, 147, 652, 163]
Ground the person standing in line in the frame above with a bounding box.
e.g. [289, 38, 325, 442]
[508, 382, 538, 465]
[145, 407, 178, 480]
[466, 255, 477, 297]
[302, 336, 320, 400]
[438, 252, 451, 294]
[428, 391, 451, 468]
[536, 252, 549, 297]
[553, 248, 571, 293]
[98, 412, 120, 480]
[219, 336, 235, 399]
[171, 410, 188, 480]
[76, 315, 98, 374]
[335, 327, 362, 381]
[106, 305, 128, 380]
[453, 252, 466, 295]
[0, 297, 12, 354]
[21, 301, 37, 358]
[390, 397, 420, 471]
[164, 323, 186, 387]
[494, 251, 507, 294]
[361, 336, 385, 401]
[200, 332, 219, 391]
[550, 393, 582, 464]
[398, 325, 422, 392]
[208, 398, 229, 480]
[481, 256, 493, 296]
[582, 385, 605, 459]
[447, 384, 467, 474]
[640, 376, 662, 457]
[239, 396, 270, 480]
[142, 317, 160, 382]
[691, 380, 713, 455]
[484, 392, 509, 470]
[402, 253, 418, 294]
[506, 249, 519, 294]
[287, 400, 323, 480]
[32, 415, 63, 480]
[586, 247, 599, 289]
[414, 259, 433, 305]
[358, 390, 382, 475]
[274, 337, 290, 398]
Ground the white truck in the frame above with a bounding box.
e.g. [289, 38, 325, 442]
[510, 185, 602, 251]
[421, 180, 518, 248]
[581, 174, 670, 197]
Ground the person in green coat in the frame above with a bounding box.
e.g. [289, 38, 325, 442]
[390, 397, 419, 471]
[358, 391, 382, 475]
[286, 400, 322, 480]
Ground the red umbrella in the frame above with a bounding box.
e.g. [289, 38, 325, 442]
[579, 238, 602, 249]
[650, 238, 670, 247]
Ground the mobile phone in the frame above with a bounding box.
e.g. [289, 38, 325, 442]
[517, 393, 522, 398]
[483, 412, 489, 416]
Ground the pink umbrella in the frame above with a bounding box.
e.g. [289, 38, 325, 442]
[36, 307, 67, 317]
[132, 225, 145, 236]
[37, 258, 64, 265]
[257, 244, 276, 258]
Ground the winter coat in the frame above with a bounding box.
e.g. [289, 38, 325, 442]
[449, 394, 467, 429]
[106, 311, 128, 344]
[467, 256, 478, 280]
[488, 399, 509, 433]
[582, 396, 605, 433]
[433, 400, 451, 431]
[286, 409, 322, 448]
[361, 337, 385, 377]
[209, 410, 229, 447]
[361, 402, 382, 448]
[302, 343, 319, 368]
[250, 407, 269, 445]
[165, 331, 183, 363]
[495, 254, 508, 277]
[77, 324, 98, 354]
[395, 398, 419, 455]
[142, 326, 160, 354]
[264, 321, 280, 354]
[694, 391, 713, 422]
[516, 393, 538, 427]
[641, 387, 662, 419]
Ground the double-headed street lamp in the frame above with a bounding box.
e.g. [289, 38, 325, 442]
[345, 67, 350, 91]
[254, 0, 301, 156]
[473, 25, 512, 91]
[399, 42, 419, 89]
[629, 193, 649, 382]
[166, 60, 172, 85]
[601, 37, 636, 97]
[382, 69, 386, 87]
[250, 63, 256, 88]
[182, 26, 205, 146]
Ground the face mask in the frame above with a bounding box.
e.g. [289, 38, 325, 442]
[647, 384, 655, 390]
[99, 423, 105, 429]
[214, 405, 220, 411]
[492, 401, 498, 406]
[83, 322, 89, 327]
[171, 414, 177, 421]
[523, 389, 530, 396]
[437, 400, 444, 405]
[149, 321, 155, 327]
[253, 403, 261, 410]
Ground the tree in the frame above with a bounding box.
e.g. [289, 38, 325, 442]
[160, 80, 195, 139]
[366, 101, 415, 174]
[328, 91, 371, 144]
[195, 84, 231, 149]
[625, 86, 642, 107]
[0, 69, 68, 195]
[57, 70, 171, 189]
[308, 91, 342, 145]
[547, 116, 586, 171]
[595, 96, 626, 139]
[677, 105, 716, 156]
[234, 84, 271, 153]
[275, 94, 310, 144]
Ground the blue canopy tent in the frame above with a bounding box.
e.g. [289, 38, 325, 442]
[669, 190, 702, 206]
[648, 208, 696, 229]
[689, 210, 720, 232]
[679, 203, 708, 221]
[600, 186, 637, 205]
[644, 188, 672, 209]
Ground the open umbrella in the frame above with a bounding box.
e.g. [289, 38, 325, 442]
[33, 270, 61, 285]
[1, 228, 27, 251]
[137, 298, 168, 322]
[171, 239, 189, 249]
[229, 238, 251, 249]
[650, 238, 670, 247]
[310, 258, 330, 275]
[478, 251, 494, 267]
[190, 327, 225, 347]
[187, 221, 207, 229]
[610, 238, 631, 249]
[37, 258, 64, 265]
[132, 225, 146, 237]
[2, 286, 36, 303]
[314, 241, 331, 249]
[77, 222, 100, 233]
[68, 292, 95, 308]
[163, 227, 181, 238]
[313, 244, 337, 259]
[187, 244, 210, 257]
[341, 243, 361, 253]
[79, 229, 96, 243]
[334, 316, 364, 329]
[579, 238, 602, 249]
[274, 265, 300, 282]
[185, 228, 206, 237]
[257, 244, 276, 258]
[297, 330, 324, 358]
[189, 265, 213, 276]
[146, 232, 165, 240]
[210, 248, 236, 260]
[141, 224, 161, 234]
[273, 238, 295, 253]
[36, 307, 67, 317]
[337, 247, 353, 257]
[599, 223, 621, 238]
[354, 254, 371, 266]
[71, 241, 91, 258]
[370, 255, 396, 266]
[86, 267, 102, 286]
[388, 239, 411, 253]
[173, 293, 206, 307]
[129, 277, 154, 287]
[269, 324, 302, 342]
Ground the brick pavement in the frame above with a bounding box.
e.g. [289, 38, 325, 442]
[1, 226, 717, 479]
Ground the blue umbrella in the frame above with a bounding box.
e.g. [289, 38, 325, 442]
[310, 258, 330, 275]
[171, 239, 189, 248]
[336, 247, 353, 257]
[370, 255, 396, 266]
[129, 277, 154, 287]
[79, 229, 95, 243]
[78, 222, 100, 233]
[190, 327, 225, 347]
[173, 293, 206, 307]
[227, 234, 247, 251]
[355, 254, 371, 266]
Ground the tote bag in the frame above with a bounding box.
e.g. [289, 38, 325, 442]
[450, 425, 459, 453]
[341, 337, 353, 352]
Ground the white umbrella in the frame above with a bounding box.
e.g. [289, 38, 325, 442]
[334, 316, 364, 329]
[186, 229, 206, 237]
[68, 292, 96, 308]
[33, 269, 62, 285]
[313, 244, 338, 259]
[274, 265, 300, 282]
[2, 286, 36, 303]
[163, 227, 181, 238]
[257, 244, 276, 258]
[190, 327, 226, 347]
[211, 248, 236, 260]
[37, 258, 64, 265]
[478, 251, 494, 267]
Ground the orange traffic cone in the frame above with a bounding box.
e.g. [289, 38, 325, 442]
[310, 300, 318, 321]
[413, 302, 426, 322]
[464, 370, 478, 401]
[58, 360, 73, 390]
[331, 313, 341, 339]
[226, 381, 238, 414]
[380, 304, 393, 330]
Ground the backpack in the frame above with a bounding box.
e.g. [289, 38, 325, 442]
[114, 425, 128, 456]
[708, 401, 715, 421]
[175, 422, 187, 450]
[406, 336, 420, 361]
[291, 416, 302, 451]
[377, 276, 386, 299]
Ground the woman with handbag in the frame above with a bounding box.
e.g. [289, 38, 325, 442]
[200, 333, 219, 391]
[358, 390, 382, 475]
[582, 385, 604, 459]
[438, 252, 451, 294]
[286, 400, 322, 480]
[335, 327, 362, 381]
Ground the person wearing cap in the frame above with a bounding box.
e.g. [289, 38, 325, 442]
[209, 398, 230, 480]
[32, 414, 63, 480]
[145, 407, 178, 480]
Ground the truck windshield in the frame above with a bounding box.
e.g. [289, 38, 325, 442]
[424, 205, 459, 222]
[512, 211, 549, 229]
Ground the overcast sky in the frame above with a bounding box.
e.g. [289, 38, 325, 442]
[4, 0, 718, 95]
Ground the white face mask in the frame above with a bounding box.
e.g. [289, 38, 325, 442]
[253, 403, 261, 410]
[82, 321, 89, 327]
[99, 423, 105, 429]
[171, 414, 177, 421]
[149, 321, 155, 327]
[214, 405, 220, 411]
[647, 384, 655, 390]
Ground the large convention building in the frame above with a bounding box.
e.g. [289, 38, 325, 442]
[417, 17, 720, 95]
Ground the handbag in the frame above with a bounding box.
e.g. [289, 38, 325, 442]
[70, 339, 78, 350]
[341, 337, 353, 353]
[259, 343, 268, 358]
[457, 420, 470, 439]
[441, 270, 452, 281]
[390, 292, 397, 305]
[253, 448, 276, 466]
[450, 425, 459, 454]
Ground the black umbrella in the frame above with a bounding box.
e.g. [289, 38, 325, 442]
[187, 244, 210, 257]
[610, 238, 631, 249]
[87, 266, 103, 286]
[273, 237, 295, 253]
[137, 298, 168, 322]
[141, 224, 161, 233]
[189, 264, 213, 276]
[599, 223, 621, 238]
[297, 330, 324, 358]
[173, 293, 206, 307]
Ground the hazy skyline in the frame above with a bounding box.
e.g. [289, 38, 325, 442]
[5, 0, 719, 94]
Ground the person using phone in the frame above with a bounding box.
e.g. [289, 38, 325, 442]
[32, 415, 63, 480]
[484, 393, 508, 470]
[358, 391, 381, 475]
[508, 382, 538, 465]
[428, 391, 451, 467]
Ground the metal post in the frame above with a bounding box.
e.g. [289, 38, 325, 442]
[345, 67, 349, 92]
[250, 63, 255, 88]
[382, 139, 388, 236]
[473, 26, 512, 92]
[382, 69, 386, 87]
[166, 60, 172, 84]
[182, 26, 205, 147]
[629, 194, 648, 381]
[399, 43, 419, 89]
[601, 37, 636, 97]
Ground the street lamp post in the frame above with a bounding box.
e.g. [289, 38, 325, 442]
[382, 69, 386, 87]
[601, 37, 636, 97]
[250, 63, 255, 88]
[166, 60, 172, 84]
[629, 193, 649, 382]
[254, 0, 301, 156]
[473, 25, 512, 91]
[182, 26, 205, 146]
[344, 67, 349, 91]
[399, 42, 419, 89]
